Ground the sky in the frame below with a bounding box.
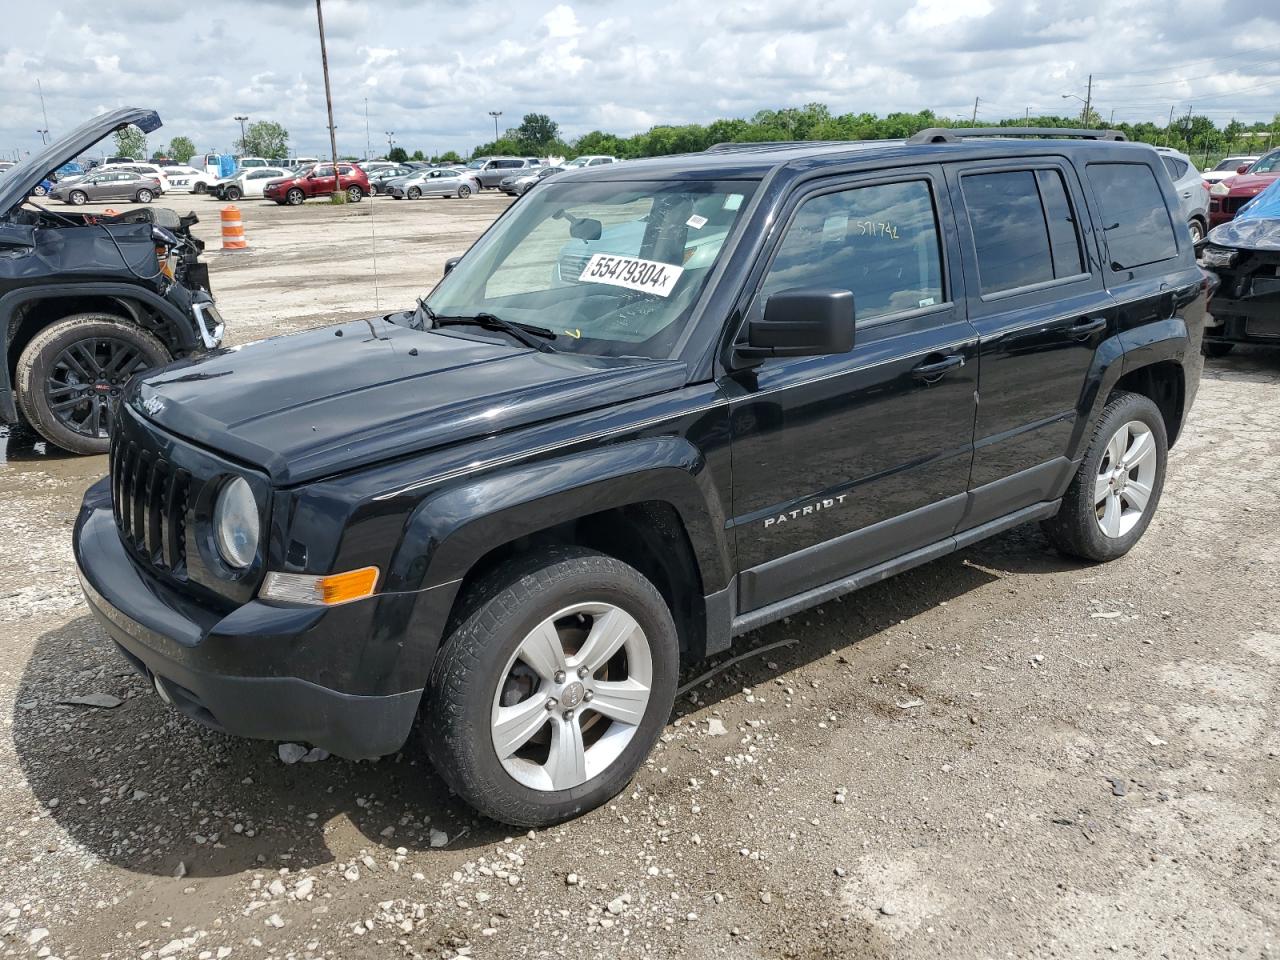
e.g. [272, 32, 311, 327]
[1, 0, 1279, 162]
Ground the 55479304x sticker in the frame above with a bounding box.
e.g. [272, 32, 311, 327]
[577, 253, 684, 297]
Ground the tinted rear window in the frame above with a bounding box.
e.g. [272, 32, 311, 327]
[1086, 163, 1179, 270]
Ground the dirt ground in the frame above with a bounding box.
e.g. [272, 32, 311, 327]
[0, 191, 1277, 960]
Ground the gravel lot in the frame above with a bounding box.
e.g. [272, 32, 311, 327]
[0, 191, 1277, 959]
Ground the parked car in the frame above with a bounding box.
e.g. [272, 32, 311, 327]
[1208, 149, 1280, 227]
[465, 156, 539, 189]
[1198, 177, 1280, 356]
[365, 164, 415, 195]
[1154, 147, 1210, 241]
[30, 178, 54, 197]
[563, 155, 618, 168]
[0, 106, 221, 454]
[262, 162, 369, 204]
[0, 161, 15, 174]
[163, 165, 219, 194]
[236, 157, 272, 169]
[108, 163, 172, 192]
[499, 165, 563, 196]
[71, 127, 1205, 827]
[212, 167, 291, 201]
[386, 166, 479, 199]
[1202, 155, 1259, 185]
[50, 170, 163, 205]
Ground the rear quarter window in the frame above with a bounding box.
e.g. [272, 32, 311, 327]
[1086, 162, 1179, 270]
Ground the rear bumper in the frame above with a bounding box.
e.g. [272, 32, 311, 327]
[73, 480, 422, 759]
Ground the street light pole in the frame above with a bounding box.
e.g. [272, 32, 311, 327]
[488, 110, 502, 143]
[315, 0, 342, 198]
[234, 115, 248, 154]
[37, 79, 50, 143]
[385, 131, 395, 157]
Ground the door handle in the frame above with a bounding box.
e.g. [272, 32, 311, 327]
[912, 354, 964, 382]
[1070, 317, 1107, 339]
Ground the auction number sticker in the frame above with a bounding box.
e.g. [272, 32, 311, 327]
[578, 254, 684, 297]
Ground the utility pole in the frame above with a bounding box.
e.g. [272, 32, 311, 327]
[234, 115, 248, 154]
[1025, 107, 1030, 122]
[364, 98, 371, 161]
[488, 110, 503, 142]
[315, 0, 342, 197]
[36, 79, 50, 142]
[1109, 108, 1115, 127]
[971, 97, 980, 125]
[1164, 105, 1176, 146]
[1082, 73, 1092, 127]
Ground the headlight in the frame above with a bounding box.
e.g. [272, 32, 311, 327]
[213, 477, 259, 569]
[1198, 245, 1239, 269]
[1210, 182, 1231, 197]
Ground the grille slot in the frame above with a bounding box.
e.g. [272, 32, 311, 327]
[110, 435, 190, 578]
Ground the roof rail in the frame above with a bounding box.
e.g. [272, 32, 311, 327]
[906, 127, 1127, 144]
[704, 140, 851, 153]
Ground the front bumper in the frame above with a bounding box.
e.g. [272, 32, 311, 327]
[73, 479, 422, 759]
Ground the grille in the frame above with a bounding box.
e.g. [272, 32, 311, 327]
[1224, 196, 1253, 216]
[111, 436, 192, 577]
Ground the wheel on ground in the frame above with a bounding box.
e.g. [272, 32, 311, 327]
[135, 188, 154, 203]
[68, 190, 88, 205]
[458, 183, 472, 198]
[224, 185, 242, 202]
[286, 188, 305, 205]
[424, 548, 679, 827]
[1188, 219, 1205, 243]
[368, 184, 379, 196]
[15, 314, 170, 455]
[347, 185, 363, 202]
[193, 183, 207, 194]
[407, 186, 422, 200]
[1040, 390, 1167, 562]
[1202, 340, 1235, 358]
[32, 184, 47, 197]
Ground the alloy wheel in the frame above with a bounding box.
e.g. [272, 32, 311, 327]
[1094, 420, 1157, 538]
[45, 337, 146, 439]
[490, 602, 653, 792]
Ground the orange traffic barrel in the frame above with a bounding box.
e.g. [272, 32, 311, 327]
[220, 205, 248, 251]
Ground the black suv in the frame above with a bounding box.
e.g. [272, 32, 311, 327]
[73, 128, 1205, 826]
[1, 108, 221, 454]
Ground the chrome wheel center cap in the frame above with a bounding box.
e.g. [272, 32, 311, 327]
[1112, 468, 1127, 492]
[560, 680, 585, 709]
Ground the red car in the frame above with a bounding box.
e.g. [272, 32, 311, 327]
[263, 162, 369, 205]
[1208, 150, 1280, 227]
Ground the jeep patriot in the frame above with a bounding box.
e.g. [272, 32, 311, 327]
[74, 128, 1206, 826]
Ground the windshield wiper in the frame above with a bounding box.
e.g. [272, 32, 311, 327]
[432, 312, 557, 353]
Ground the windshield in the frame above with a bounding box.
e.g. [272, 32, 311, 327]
[425, 178, 756, 358]
[1216, 157, 1253, 171]
[466, 159, 487, 169]
[1249, 153, 1280, 174]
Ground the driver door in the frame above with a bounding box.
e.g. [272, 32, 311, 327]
[311, 164, 337, 197]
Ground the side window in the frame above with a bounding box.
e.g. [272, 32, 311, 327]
[1160, 156, 1188, 180]
[758, 180, 945, 324]
[1086, 162, 1179, 270]
[315, 165, 334, 177]
[961, 169, 1084, 295]
[338, 165, 353, 175]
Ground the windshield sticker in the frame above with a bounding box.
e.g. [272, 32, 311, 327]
[686, 214, 709, 230]
[723, 193, 744, 211]
[578, 253, 684, 297]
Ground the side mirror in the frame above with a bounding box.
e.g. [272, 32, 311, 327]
[443, 256, 461, 276]
[1238, 164, 1251, 174]
[737, 288, 855, 361]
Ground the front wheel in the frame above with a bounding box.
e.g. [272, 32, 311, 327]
[407, 186, 422, 200]
[346, 185, 363, 202]
[286, 188, 305, 206]
[32, 184, 47, 197]
[425, 548, 679, 827]
[224, 185, 242, 202]
[1188, 219, 1206, 243]
[1040, 391, 1167, 562]
[14, 314, 170, 455]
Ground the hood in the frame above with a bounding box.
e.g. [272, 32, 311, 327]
[128, 316, 688, 485]
[1222, 172, 1278, 195]
[0, 106, 161, 217]
[1208, 179, 1280, 250]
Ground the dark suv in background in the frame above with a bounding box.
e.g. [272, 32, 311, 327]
[74, 128, 1204, 827]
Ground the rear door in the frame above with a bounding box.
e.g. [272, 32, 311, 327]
[944, 158, 1114, 528]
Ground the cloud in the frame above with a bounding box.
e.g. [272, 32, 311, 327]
[0, 0, 1277, 161]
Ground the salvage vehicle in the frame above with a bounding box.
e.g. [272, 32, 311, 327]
[1198, 178, 1280, 356]
[262, 162, 369, 204]
[74, 128, 1205, 826]
[2, 107, 222, 454]
[211, 167, 290, 202]
[1208, 149, 1280, 227]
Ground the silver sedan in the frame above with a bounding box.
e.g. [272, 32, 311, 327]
[386, 167, 480, 200]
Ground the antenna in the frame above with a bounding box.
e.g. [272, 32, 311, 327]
[368, 162, 380, 310]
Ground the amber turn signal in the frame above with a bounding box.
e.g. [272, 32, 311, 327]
[259, 566, 380, 606]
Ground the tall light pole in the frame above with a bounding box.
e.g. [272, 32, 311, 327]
[234, 115, 248, 154]
[35, 129, 48, 145]
[37, 79, 50, 142]
[315, 0, 342, 198]
[488, 110, 502, 142]
[385, 131, 395, 157]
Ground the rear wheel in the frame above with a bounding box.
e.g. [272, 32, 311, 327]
[1040, 391, 1167, 562]
[286, 188, 305, 206]
[32, 184, 47, 197]
[15, 314, 170, 455]
[68, 190, 87, 205]
[134, 188, 154, 203]
[224, 185, 242, 202]
[193, 182, 207, 194]
[425, 548, 679, 827]
[458, 183, 473, 198]
[346, 185, 364, 202]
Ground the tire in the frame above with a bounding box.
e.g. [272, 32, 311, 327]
[1188, 219, 1206, 243]
[286, 188, 305, 206]
[1040, 391, 1168, 563]
[135, 189, 154, 204]
[458, 183, 473, 198]
[32, 184, 47, 197]
[193, 183, 207, 194]
[224, 185, 242, 202]
[347, 185, 363, 202]
[424, 548, 679, 827]
[68, 190, 87, 206]
[15, 314, 170, 455]
[1202, 340, 1235, 358]
[407, 186, 422, 200]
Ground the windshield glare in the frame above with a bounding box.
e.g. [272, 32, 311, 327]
[426, 179, 756, 358]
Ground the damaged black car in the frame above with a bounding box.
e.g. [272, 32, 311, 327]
[1, 107, 223, 454]
[1199, 178, 1280, 357]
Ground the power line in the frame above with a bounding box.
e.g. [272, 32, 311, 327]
[1089, 40, 1280, 78]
